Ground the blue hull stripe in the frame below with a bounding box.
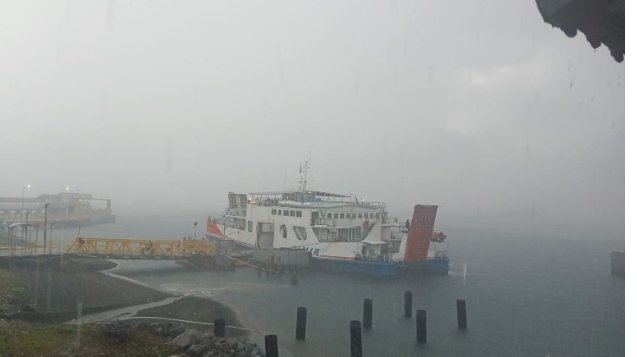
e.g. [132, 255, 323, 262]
[206, 234, 449, 277]
[312, 257, 449, 277]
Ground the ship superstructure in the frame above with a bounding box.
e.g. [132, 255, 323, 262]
[207, 190, 449, 276]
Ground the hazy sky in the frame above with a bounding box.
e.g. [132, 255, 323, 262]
[0, 0, 624, 238]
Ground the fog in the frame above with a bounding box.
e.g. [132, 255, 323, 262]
[0, 0, 624, 239]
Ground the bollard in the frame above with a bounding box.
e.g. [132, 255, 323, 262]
[33, 261, 40, 307]
[76, 301, 83, 346]
[404, 291, 412, 318]
[457, 299, 467, 330]
[291, 272, 298, 285]
[416, 309, 427, 343]
[296, 307, 307, 340]
[214, 318, 226, 337]
[350, 320, 362, 357]
[46, 269, 52, 312]
[363, 299, 373, 329]
[258, 266, 262, 277]
[265, 334, 279, 357]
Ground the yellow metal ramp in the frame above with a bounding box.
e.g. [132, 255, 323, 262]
[66, 237, 215, 258]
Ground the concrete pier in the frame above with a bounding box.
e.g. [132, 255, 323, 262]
[610, 251, 624, 277]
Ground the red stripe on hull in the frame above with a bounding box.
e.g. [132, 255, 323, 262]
[207, 218, 226, 238]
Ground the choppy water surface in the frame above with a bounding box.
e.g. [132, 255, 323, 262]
[101, 215, 624, 357]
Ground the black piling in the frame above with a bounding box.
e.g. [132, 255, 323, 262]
[295, 307, 307, 340]
[362, 299, 373, 329]
[350, 320, 362, 357]
[213, 318, 225, 337]
[404, 291, 412, 318]
[416, 309, 427, 343]
[265, 334, 279, 357]
[457, 299, 467, 330]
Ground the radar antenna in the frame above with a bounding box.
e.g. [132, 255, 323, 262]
[298, 153, 311, 192]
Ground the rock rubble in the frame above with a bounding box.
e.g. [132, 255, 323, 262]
[102, 321, 264, 357]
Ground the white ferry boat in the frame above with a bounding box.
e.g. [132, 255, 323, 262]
[206, 161, 448, 276]
[206, 189, 449, 276]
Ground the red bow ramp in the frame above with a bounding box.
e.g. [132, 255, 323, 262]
[404, 205, 438, 262]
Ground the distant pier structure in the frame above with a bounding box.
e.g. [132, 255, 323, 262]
[0, 192, 114, 239]
[610, 250, 624, 277]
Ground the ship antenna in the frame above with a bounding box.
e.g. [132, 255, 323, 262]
[298, 153, 311, 192]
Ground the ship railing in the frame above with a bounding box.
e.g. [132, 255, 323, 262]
[226, 208, 246, 217]
[358, 201, 386, 208]
[249, 198, 277, 207]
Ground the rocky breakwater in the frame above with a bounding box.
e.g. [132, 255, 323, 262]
[103, 320, 265, 357]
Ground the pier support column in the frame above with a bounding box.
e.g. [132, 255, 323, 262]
[457, 299, 467, 330]
[214, 318, 225, 337]
[296, 307, 307, 340]
[265, 334, 279, 357]
[404, 291, 412, 318]
[363, 299, 373, 329]
[416, 309, 427, 343]
[350, 321, 362, 357]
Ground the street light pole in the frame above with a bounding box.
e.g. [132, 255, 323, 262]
[25, 211, 30, 247]
[21, 184, 31, 244]
[43, 202, 49, 254]
[21, 184, 31, 210]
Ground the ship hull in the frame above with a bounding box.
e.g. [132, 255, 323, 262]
[206, 232, 448, 277]
[207, 192, 450, 278]
[312, 257, 449, 277]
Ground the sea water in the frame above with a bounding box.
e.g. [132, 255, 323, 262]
[53, 213, 624, 356]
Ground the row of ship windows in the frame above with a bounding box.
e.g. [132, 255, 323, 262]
[271, 209, 303, 218]
[326, 212, 379, 220]
[244, 221, 308, 240]
[268, 209, 379, 220]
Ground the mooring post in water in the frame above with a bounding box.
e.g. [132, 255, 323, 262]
[416, 309, 427, 343]
[213, 318, 226, 337]
[363, 299, 373, 329]
[46, 268, 52, 312]
[265, 334, 279, 357]
[350, 320, 362, 357]
[296, 307, 307, 340]
[457, 299, 467, 330]
[404, 291, 412, 318]
[76, 300, 83, 346]
[33, 260, 40, 307]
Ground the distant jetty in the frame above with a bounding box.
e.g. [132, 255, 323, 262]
[0, 192, 114, 238]
[610, 250, 624, 277]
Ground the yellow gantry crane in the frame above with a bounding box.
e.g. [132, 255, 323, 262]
[66, 236, 215, 258]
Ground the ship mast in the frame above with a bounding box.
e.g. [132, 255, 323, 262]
[298, 153, 311, 192]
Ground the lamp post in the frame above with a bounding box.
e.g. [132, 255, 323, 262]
[21, 184, 31, 244]
[25, 211, 30, 247]
[43, 202, 49, 254]
[21, 184, 31, 210]
[49, 222, 54, 254]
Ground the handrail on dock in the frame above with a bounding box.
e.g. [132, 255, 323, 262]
[66, 237, 215, 258]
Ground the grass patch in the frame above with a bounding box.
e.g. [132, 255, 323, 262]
[0, 322, 180, 357]
[0, 268, 29, 315]
[0, 322, 75, 356]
